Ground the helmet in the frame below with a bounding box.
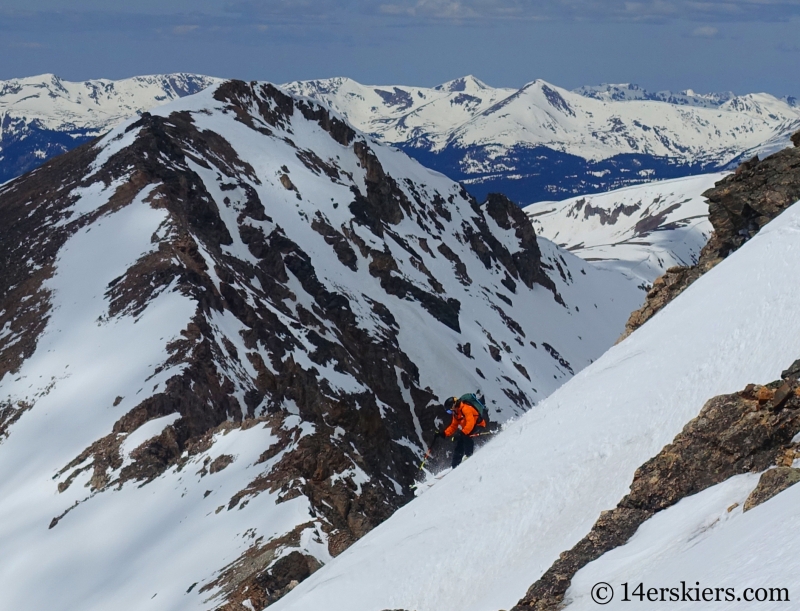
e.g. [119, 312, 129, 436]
[444, 396, 457, 414]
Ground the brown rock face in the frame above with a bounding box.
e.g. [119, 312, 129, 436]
[620, 140, 800, 340]
[743, 467, 800, 511]
[512, 369, 800, 611]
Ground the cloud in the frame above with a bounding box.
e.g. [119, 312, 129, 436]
[9, 41, 44, 48]
[373, 0, 800, 23]
[692, 25, 719, 35]
[172, 24, 200, 34]
[380, 0, 481, 19]
[223, 0, 341, 21]
[778, 41, 800, 51]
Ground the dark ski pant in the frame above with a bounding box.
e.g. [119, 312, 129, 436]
[451, 432, 474, 468]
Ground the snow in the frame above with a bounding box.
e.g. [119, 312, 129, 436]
[144, 84, 643, 421]
[286, 77, 800, 168]
[525, 173, 726, 284]
[283, 76, 514, 148]
[566, 473, 763, 610]
[0, 73, 221, 134]
[272, 198, 800, 611]
[447, 81, 800, 164]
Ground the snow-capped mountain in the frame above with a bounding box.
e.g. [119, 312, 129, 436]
[270, 139, 800, 611]
[574, 83, 737, 107]
[285, 75, 514, 149]
[524, 173, 727, 285]
[285, 77, 800, 204]
[0, 80, 643, 610]
[4, 73, 796, 209]
[0, 73, 220, 183]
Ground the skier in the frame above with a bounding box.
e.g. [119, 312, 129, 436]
[435, 394, 487, 468]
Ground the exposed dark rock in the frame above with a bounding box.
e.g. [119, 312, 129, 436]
[781, 358, 800, 381]
[620, 141, 800, 340]
[743, 467, 800, 512]
[310, 215, 358, 271]
[437, 243, 471, 285]
[541, 343, 573, 375]
[513, 373, 800, 611]
[210, 454, 235, 474]
[202, 523, 320, 609]
[280, 174, 296, 191]
[350, 140, 406, 231]
[578, 198, 641, 226]
[483, 193, 542, 290]
[0, 136, 103, 380]
[792, 130, 800, 148]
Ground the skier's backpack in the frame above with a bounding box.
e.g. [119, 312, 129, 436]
[459, 392, 489, 424]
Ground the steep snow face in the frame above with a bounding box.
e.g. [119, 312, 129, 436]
[0, 73, 220, 182]
[285, 76, 799, 204]
[524, 173, 726, 285]
[0, 80, 642, 610]
[270, 198, 800, 611]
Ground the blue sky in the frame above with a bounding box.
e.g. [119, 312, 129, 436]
[2, 0, 799, 96]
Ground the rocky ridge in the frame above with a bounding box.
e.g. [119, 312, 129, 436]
[620, 131, 800, 340]
[512, 359, 800, 611]
[0, 80, 641, 611]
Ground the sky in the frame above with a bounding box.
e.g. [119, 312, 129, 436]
[1, 0, 799, 97]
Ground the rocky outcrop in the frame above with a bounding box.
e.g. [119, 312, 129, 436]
[512, 364, 800, 611]
[743, 467, 800, 512]
[620, 130, 800, 340]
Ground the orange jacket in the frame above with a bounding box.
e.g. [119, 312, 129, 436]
[444, 400, 485, 437]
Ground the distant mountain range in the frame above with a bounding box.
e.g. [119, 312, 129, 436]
[2, 73, 798, 206]
[286, 76, 800, 204]
[0, 73, 220, 183]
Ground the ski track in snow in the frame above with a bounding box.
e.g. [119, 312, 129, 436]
[271, 198, 800, 611]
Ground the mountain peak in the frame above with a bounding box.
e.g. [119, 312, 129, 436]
[435, 75, 490, 93]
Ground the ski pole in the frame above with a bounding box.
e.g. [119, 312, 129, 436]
[418, 435, 439, 470]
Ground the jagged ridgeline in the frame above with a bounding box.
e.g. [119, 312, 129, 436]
[0, 81, 640, 609]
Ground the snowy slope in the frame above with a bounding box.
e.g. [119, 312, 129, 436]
[271, 197, 800, 611]
[566, 472, 798, 610]
[0, 80, 642, 611]
[0, 73, 220, 182]
[524, 173, 727, 285]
